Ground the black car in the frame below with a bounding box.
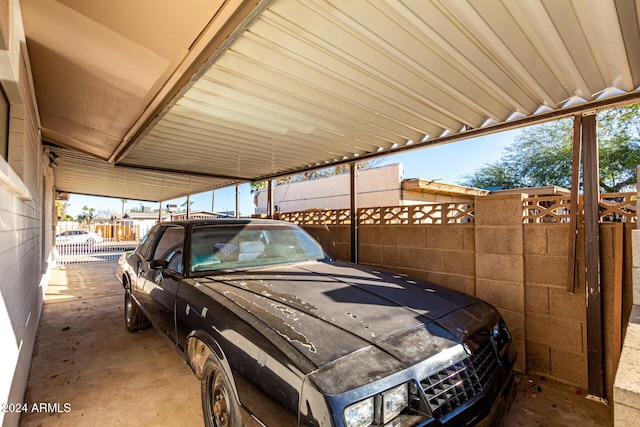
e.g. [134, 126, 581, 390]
[117, 219, 516, 427]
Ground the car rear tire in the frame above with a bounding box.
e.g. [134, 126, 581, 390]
[124, 286, 151, 332]
[201, 356, 243, 427]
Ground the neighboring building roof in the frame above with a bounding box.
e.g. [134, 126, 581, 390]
[169, 211, 230, 220]
[123, 211, 170, 221]
[491, 186, 571, 196]
[402, 179, 489, 197]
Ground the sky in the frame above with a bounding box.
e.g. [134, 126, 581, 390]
[64, 129, 520, 218]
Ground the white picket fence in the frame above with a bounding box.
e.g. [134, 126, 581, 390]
[54, 220, 154, 265]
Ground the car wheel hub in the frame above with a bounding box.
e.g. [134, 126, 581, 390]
[212, 387, 229, 426]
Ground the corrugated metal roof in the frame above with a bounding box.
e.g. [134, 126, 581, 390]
[32, 0, 640, 201]
[51, 148, 239, 201]
[119, 0, 640, 190]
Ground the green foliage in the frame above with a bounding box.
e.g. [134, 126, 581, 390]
[597, 104, 640, 192]
[461, 104, 640, 192]
[77, 205, 96, 225]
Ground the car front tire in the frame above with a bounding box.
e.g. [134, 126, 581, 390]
[124, 285, 151, 332]
[201, 356, 243, 427]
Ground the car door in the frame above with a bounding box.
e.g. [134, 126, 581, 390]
[137, 225, 185, 343]
[129, 225, 162, 294]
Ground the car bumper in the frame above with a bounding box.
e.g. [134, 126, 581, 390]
[474, 370, 516, 427]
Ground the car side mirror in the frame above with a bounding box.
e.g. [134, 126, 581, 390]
[150, 259, 168, 270]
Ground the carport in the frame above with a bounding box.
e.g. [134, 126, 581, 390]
[2, 0, 640, 426]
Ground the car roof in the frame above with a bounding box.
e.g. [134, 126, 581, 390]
[156, 218, 294, 227]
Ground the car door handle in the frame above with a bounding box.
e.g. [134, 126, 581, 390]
[154, 272, 163, 284]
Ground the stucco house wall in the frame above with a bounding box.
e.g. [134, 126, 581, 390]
[254, 164, 487, 214]
[255, 164, 404, 213]
[0, 3, 55, 426]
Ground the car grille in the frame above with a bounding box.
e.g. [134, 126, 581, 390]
[421, 339, 498, 419]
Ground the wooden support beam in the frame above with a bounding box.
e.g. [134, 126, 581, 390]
[350, 163, 358, 263]
[613, 222, 624, 370]
[582, 113, 605, 401]
[567, 115, 582, 293]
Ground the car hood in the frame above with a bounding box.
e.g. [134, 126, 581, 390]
[194, 261, 499, 393]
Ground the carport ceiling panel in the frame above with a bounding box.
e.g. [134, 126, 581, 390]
[52, 148, 235, 201]
[120, 111, 356, 179]
[122, 0, 640, 181]
[21, 0, 227, 159]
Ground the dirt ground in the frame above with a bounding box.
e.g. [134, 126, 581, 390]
[19, 262, 613, 426]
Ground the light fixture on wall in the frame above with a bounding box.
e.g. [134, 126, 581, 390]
[48, 151, 59, 168]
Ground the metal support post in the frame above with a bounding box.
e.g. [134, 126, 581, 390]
[350, 163, 358, 263]
[235, 185, 240, 218]
[267, 180, 274, 219]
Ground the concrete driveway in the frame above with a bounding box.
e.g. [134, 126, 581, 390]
[20, 263, 202, 426]
[19, 262, 612, 426]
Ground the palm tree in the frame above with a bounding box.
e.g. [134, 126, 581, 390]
[78, 206, 96, 228]
[180, 197, 194, 212]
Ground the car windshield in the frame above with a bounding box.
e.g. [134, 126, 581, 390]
[190, 223, 327, 273]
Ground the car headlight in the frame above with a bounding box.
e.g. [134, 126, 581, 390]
[344, 383, 409, 427]
[492, 319, 511, 350]
[344, 397, 374, 427]
[378, 383, 408, 424]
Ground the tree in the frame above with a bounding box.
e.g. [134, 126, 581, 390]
[597, 104, 640, 191]
[460, 104, 640, 192]
[77, 205, 96, 227]
[55, 201, 69, 220]
[180, 198, 194, 212]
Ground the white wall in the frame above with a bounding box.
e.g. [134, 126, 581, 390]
[255, 164, 403, 213]
[0, 2, 55, 426]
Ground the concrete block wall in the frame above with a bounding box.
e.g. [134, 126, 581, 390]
[300, 194, 633, 400]
[522, 224, 587, 387]
[302, 223, 477, 295]
[302, 224, 351, 262]
[357, 224, 476, 295]
[0, 3, 56, 426]
[614, 229, 640, 425]
[474, 194, 526, 372]
[523, 223, 632, 398]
